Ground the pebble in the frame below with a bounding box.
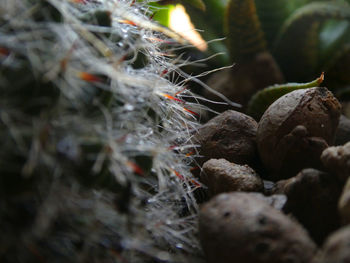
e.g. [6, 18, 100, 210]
[200, 158, 263, 197]
[321, 141, 350, 183]
[317, 225, 350, 263]
[257, 87, 341, 180]
[335, 115, 350, 146]
[273, 168, 342, 244]
[195, 110, 258, 167]
[199, 192, 317, 263]
[338, 177, 350, 225]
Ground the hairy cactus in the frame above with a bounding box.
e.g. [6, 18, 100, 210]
[0, 0, 206, 262]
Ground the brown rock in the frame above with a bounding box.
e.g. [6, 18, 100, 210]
[195, 110, 258, 167]
[273, 168, 342, 244]
[201, 158, 263, 197]
[199, 192, 317, 263]
[338, 177, 350, 225]
[257, 87, 341, 180]
[335, 115, 350, 146]
[317, 225, 350, 263]
[321, 141, 350, 182]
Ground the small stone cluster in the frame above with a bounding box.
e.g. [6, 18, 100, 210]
[195, 87, 350, 263]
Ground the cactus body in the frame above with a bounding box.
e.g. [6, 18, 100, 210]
[0, 0, 204, 262]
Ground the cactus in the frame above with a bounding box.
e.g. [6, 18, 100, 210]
[0, 0, 207, 262]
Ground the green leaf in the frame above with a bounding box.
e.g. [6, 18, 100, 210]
[255, 0, 290, 49]
[247, 73, 324, 120]
[286, 0, 309, 14]
[148, 3, 174, 27]
[319, 19, 350, 67]
[274, 1, 350, 81]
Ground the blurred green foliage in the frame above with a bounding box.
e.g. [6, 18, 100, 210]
[147, 0, 350, 122]
[152, 0, 350, 97]
[148, 2, 174, 27]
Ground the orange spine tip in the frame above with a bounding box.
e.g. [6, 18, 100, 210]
[168, 145, 177, 150]
[119, 20, 138, 26]
[147, 37, 165, 43]
[0, 47, 10, 56]
[71, 0, 86, 4]
[183, 107, 199, 116]
[190, 166, 199, 171]
[190, 179, 202, 188]
[171, 168, 184, 180]
[78, 72, 102, 83]
[60, 58, 70, 72]
[127, 161, 144, 176]
[185, 151, 194, 157]
[155, 52, 176, 57]
[159, 93, 185, 103]
[160, 69, 168, 77]
[118, 54, 128, 64]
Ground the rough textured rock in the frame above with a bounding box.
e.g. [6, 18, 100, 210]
[335, 115, 350, 146]
[273, 168, 342, 244]
[317, 226, 350, 263]
[257, 87, 341, 180]
[200, 158, 263, 197]
[195, 110, 258, 167]
[321, 141, 350, 182]
[338, 177, 350, 225]
[199, 192, 317, 263]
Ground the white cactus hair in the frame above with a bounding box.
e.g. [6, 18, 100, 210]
[0, 0, 208, 262]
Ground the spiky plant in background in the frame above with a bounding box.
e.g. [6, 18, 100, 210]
[168, 0, 350, 115]
[0, 0, 209, 262]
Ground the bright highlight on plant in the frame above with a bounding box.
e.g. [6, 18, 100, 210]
[169, 4, 208, 51]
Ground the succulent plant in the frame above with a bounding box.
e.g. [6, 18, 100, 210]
[173, 0, 350, 112]
[0, 0, 208, 262]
